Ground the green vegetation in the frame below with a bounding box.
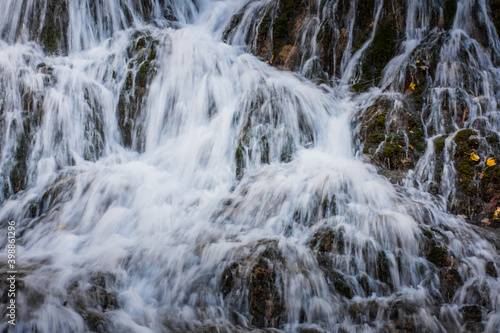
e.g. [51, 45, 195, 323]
[434, 136, 446, 153]
[40, 26, 62, 54]
[371, 15, 397, 73]
[136, 61, 151, 88]
[272, 0, 303, 55]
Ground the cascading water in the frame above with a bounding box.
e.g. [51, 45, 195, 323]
[1, 0, 499, 332]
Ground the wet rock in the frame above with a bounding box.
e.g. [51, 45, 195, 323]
[460, 305, 484, 333]
[440, 268, 463, 302]
[442, 0, 457, 30]
[446, 128, 500, 224]
[324, 270, 353, 299]
[486, 261, 498, 278]
[356, 97, 426, 181]
[235, 143, 246, 180]
[357, 13, 398, 88]
[117, 32, 159, 151]
[376, 250, 391, 285]
[66, 275, 118, 333]
[39, 0, 69, 55]
[426, 246, 450, 268]
[221, 262, 239, 297]
[249, 255, 284, 328]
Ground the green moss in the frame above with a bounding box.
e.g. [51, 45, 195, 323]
[453, 129, 477, 145]
[40, 26, 62, 54]
[421, 227, 433, 239]
[481, 165, 500, 192]
[371, 15, 397, 73]
[258, 11, 272, 42]
[427, 246, 449, 267]
[412, 86, 423, 104]
[272, 0, 303, 55]
[383, 142, 403, 158]
[409, 128, 426, 152]
[375, 113, 386, 127]
[434, 136, 446, 153]
[136, 38, 146, 49]
[136, 61, 150, 88]
[352, 82, 370, 93]
[456, 161, 475, 192]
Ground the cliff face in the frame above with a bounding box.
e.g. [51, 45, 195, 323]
[224, 0, 500, 226]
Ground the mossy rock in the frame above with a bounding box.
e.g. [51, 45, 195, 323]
[235, 143, 245, 180]
[136, 61, 151, 88]
[359, 14, 398, 86]
[453, 129, 478, 147]
[481, 164, 500, 207]
[310, 228, 335, 254]
[249, 257, 283, 328]
[321, 195, 337, 218]
[327, 270, 354, 299]
[434, 135, 447, 154]
[440, 268, 463, 301]
[221, 262, 239, 297]
[39, 0, 69, 55]
[272, 0, 304, 56]
[426, 246, 450, 267]
[486, 261, 498, 278]
[376, 250, 391, 285]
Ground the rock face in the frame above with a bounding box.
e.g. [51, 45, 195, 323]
[220, 242, 285, 329]
[224, 0, 500, 228]
[117, 32, 159, 151]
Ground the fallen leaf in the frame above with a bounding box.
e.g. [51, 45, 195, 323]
[487, 158, 496, 167]
[54, 224, 67, 231]
[481, 218, 491, 226]
[470, 153, 480, 161]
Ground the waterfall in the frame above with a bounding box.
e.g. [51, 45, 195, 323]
[1, 0, 499, 332]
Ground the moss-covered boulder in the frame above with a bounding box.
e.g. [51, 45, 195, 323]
[39, 0, 69, 55]
[356, 97, 426, 183]
[117, 32, 158, 151]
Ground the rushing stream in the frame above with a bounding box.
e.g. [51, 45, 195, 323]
[1, 0, 500, 332]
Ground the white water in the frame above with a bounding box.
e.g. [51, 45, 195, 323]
[0, 0, 499, 332]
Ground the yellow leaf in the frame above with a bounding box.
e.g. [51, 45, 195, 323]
[54, 224, 67, 231]
[470, 153, 480, 161]
[409, 82, 416, 90]
[487, 158, 496, 167]
[494, 209, 499, 217]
